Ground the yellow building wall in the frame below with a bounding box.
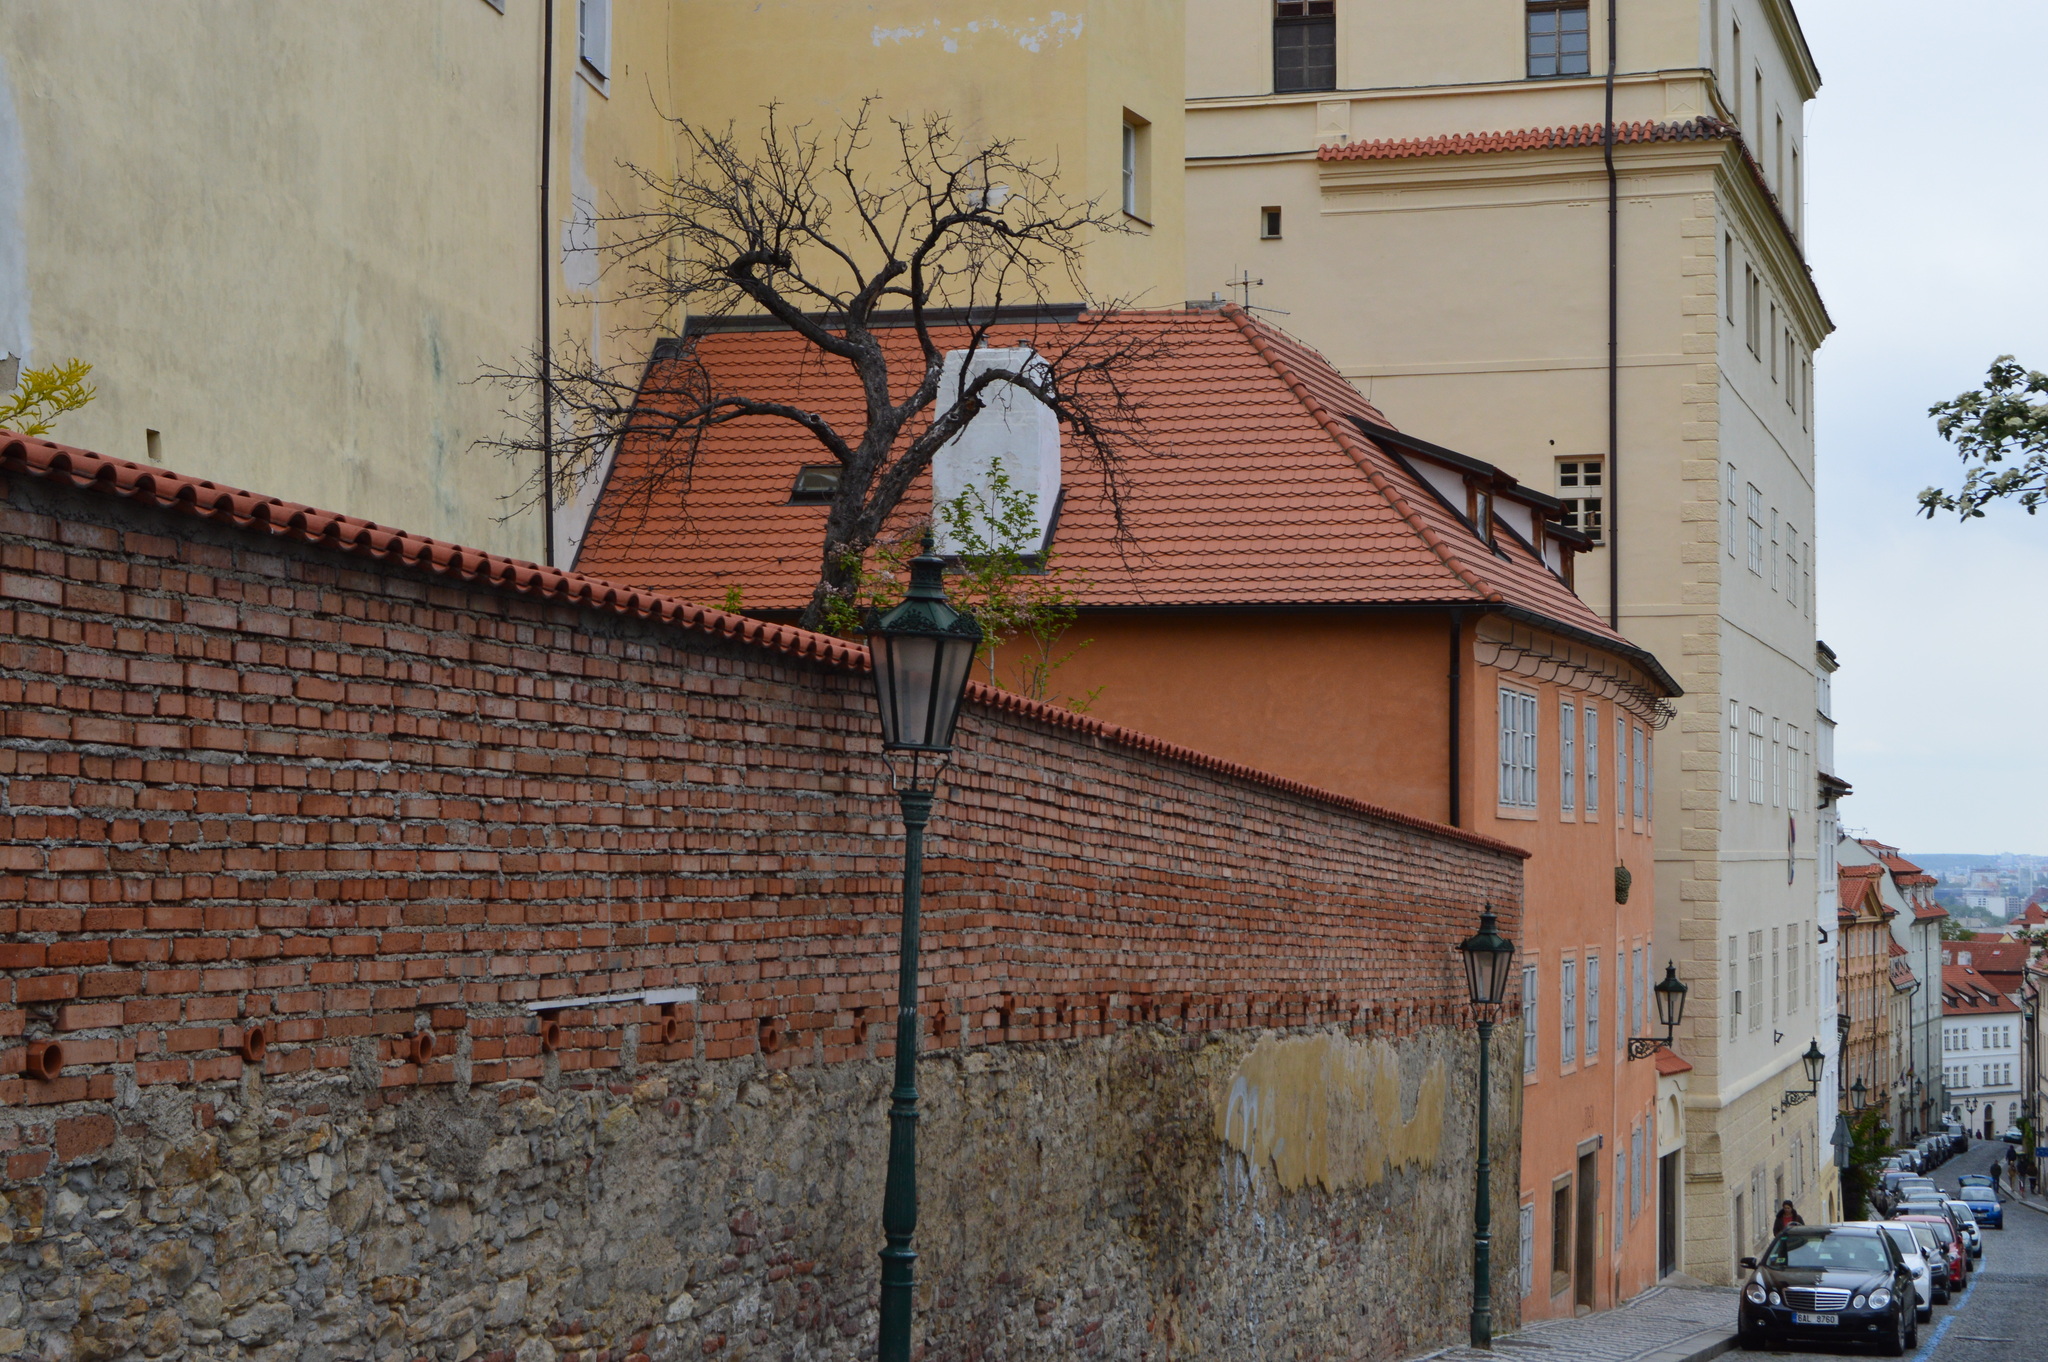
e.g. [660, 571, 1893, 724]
[667, 1, 1186, 310]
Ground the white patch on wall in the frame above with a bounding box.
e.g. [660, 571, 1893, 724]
[930, 347, 1060, 555]
[561, 78, 599, 295]
[870, 12, 1084, 53]
[0, 55, 31, 373]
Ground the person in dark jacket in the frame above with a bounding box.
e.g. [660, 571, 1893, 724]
[1774, 1200, 1804, 1235]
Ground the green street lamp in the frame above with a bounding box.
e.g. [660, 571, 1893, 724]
[862, 535, 982, 1362]
[1851, 1077, 1868, 1111]
[1458, 909, 1517, 1350]
[1782, 1039, 1826, 1107]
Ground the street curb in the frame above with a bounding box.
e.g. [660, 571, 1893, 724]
[1631, 1325, 1738, 1362]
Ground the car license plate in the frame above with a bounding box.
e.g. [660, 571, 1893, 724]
[1792, 1313, 1838, 1326]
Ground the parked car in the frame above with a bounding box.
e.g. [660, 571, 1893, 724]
[1944, 1199, 1983, 1259]
[1740, 1223, 1917, 1355]
[2002, 1126, 2024, 1144]
[1873, 1221, 1938, 1321]
[1902, 1222, 1953, 1303]
[1895, 1213, 1968, 1291]
[1957, 1173, 2003, 1230]
[1891, 1147, 1923, 1173]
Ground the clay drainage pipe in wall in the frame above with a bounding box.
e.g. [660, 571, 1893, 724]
[538, 1019, 562, 1053]
[408, 1032, 438, 1066]
[24, 1041, 62, 1081]
[239, 1026, 267, 1064]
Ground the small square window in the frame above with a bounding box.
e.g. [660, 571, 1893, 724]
[1527, 1, 1590, 79]
[788, 465, 841, 504]
[1261, 207, 1283, 239]
[1556, 457, 1604, 542]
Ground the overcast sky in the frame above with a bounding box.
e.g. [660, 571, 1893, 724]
[1800, 0, 2048, 855]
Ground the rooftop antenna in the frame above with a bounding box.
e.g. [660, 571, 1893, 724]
[1224, 268, 1289, 316]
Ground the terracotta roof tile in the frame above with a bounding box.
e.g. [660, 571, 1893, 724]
[1653, 1048, 1693, 1076]
[1316, 117, 1730, 163]
[1941, 964, 2019, 1014]
[0, 430, 1534, 862]
[577, 307, 1676, 694]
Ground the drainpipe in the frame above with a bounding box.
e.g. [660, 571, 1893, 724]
[539, 0, 557, 566]
[1603, 0, 1620, 632]
[1447, 610, 1464, 828]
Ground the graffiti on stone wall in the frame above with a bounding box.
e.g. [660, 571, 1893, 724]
[1217, 1032, 1448, 1193]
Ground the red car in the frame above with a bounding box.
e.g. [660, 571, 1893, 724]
[1894, 1215, 1966, 1291]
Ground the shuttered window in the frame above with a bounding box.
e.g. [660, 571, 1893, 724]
[1560, 700, 1578, 812]
[1584, 702, 1600, 813]
[1499, 687, 1539, 808]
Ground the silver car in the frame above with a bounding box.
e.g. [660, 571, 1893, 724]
[1875, 1220, 1936, 1320]
[1944, 1199, 1983, 1260]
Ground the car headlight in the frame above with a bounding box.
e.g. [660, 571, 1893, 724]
[1851, 1295, 1867, 1310]
[1745, 1282, 1767, 1305]
[1769, 1291, 1782, 1305]
[1868, 1289, 1892, 1310]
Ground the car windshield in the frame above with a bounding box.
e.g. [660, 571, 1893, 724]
[1947, 1202, 1977, 1220]
[1909, 1226, 1942, 1254]
[1879, 1226, 1921, 1258]
[1959, 1176, 1993, 1187]
[1902, 1219, 1955, 1247]
[1763, 1232, 1890, 1272]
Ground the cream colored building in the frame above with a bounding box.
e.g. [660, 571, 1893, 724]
[1, 2, 1183, 568]
[1184, 0, 1829, 1292]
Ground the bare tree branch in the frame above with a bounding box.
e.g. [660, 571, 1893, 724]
[479, 100, 1180, 629]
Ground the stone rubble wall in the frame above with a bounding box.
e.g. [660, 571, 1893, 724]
[0, 451, 1526, 1362]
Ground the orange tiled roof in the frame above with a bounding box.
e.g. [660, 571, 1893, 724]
[1941, 964, 2019, 1014]
[1912, 901, 1949, 922]
[1864, 843, 1937, 888]
[0, 431, 1537, 863]
[577, 307, 1675, 690]
[1838, 863, 1885, 916]
[1654, 1048, 1693, 1077]
[2018, 902, 2048, 926]
[1316, 117, 1730, 163]
[1888, 939, 1908, 957]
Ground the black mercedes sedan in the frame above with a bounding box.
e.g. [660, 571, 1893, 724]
[1738, 1223, 1918, 1355]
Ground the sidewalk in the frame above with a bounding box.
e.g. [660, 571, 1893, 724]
[1410, 1282, 1738, 1362]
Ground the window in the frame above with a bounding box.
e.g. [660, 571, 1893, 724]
[1801, 358, 1811, 432]
[1499, 687, 1539, 809]
[1745, 484, 1763, 573]
[1273, 1, 1336, 93]
[1632, 725, 1646, 821]
[1754, 70, 1764, 141]
[1769, 509, 1780, 589]
[1791, 144, 1802, 236]
[1785, 332, 1797, 407]
[1526, 1, 1591, 78]
[1728, 934, 1741, 1040]
[1524, 964, 1540, 1075]
[1120, 113, 1151, 221]
[1724, 235, 1736, 324]
[1560, 700, 1578, 812]
[1557, 458, 1604, 540]
[1724, 461, 1738, 557]
[1769, 302, 1779, 380]
[1552, 1182, 1574, 1296]
[1727, 699, 1741, 802]
[788, 464, 842, 503]
[1631, 1125, 1645, 1221]
[1584, 703, 1600, 813]
[1770, 718, 1782, 807]
[1744, 266, 1761, 356]
[1774, 113, 1785, 189]
[1632, 946, 1646, 1037]
[1784, 525, 1799, 602]
[1618, 948, 1629, 1054]
[1770, 927, 1780, 1023]
[1520, 1202, 1537, 1297]
[1561, 957, 1579, 1066]
[1615, 1150, 1627, 1250]
[1786, 930, 1799, 1012]
[1731, 21, 1744, 124]
[1801, 538, 1812, 612]
[1615, 714, 1626, 819]
[1645, 735, 1652, 821]
[578, 0, 611, 79]
[1261, 206, 1283, 239]
[1747, 931, 1764, 1032]
[1586, 953, 1601, 1058]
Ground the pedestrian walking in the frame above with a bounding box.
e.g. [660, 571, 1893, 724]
[1990, 1162, 2003, 1200]
[1773, 1200, 1803, 1235]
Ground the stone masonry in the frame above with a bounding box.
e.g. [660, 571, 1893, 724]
[0, 436, 1528, 1362]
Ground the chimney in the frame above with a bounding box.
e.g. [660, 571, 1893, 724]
[930, 346, 1061, 555]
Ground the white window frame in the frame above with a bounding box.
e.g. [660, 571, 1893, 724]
[1586, 952, 1601, 1059]
[1770, 927, 1780, 1023]
[1633, 946, 1646, 1038]
[1747, 931, 1764, 1033]
[1560, 700, 1578, 813]
[1746, 483, 1764, 573]
[1728, 934, 1741, 1040]
[1524, 963, 1540, 1076]
[1121, 121, 1138, 217]
[1499, 687, 1539, 810]
[1615, 714, 1627, 819]
[1771, 718, 1783, 808]
[1520, 1201, 1537, 1297]
[1561, 956, 1579, 1066]
[578, 0, 611, 80]
[1584, 702, 1600, 813]
[1747, 708, 1765, 803]
[1727, 699, 1740, 802]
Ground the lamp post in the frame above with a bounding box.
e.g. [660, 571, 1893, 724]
[861, 535, 983, 1362]
[1627, 961, 1690, 1059]
[1852, 1077, 1868, 1112]
[1782, 1039, 1826, 1107]
[1458, 909, 1517, 1350]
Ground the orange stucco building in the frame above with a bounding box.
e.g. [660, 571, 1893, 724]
[580, 305, 1683, 1318]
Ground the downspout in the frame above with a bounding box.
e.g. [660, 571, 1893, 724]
[539, 0, 557, 566]
[1448, 610, 1464, 828]
[1603, 0, 1620, 631]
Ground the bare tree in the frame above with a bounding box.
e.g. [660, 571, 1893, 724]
[482, 102, 1176, 631]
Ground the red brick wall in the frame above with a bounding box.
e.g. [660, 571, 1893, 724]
[0, 446, 1523, 1156]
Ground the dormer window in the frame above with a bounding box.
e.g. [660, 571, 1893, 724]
[1473, 486, 1495, 544]
[788, 465, 841, 504]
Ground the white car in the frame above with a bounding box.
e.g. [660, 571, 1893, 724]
[1945, 1200, 1983, 1260]
[1874, 1220, 1937, 1321]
